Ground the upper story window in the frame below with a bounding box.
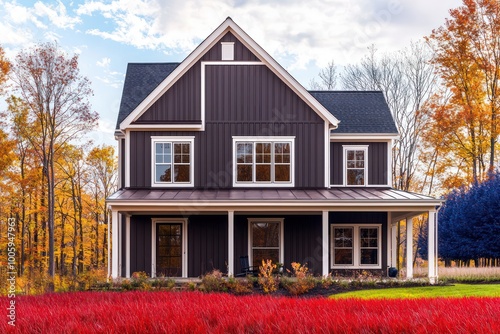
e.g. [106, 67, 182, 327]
[233, 137, 294, 187]
[151, 137, 194, 187]
[343, 145, 368, 186]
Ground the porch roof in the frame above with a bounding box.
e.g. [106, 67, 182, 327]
[107, 187, 442, 209]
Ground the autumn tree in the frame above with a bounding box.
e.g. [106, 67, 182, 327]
[426, 0, 500, 182]
[10, 42, 98, 279]
[86, 145, 117, 268]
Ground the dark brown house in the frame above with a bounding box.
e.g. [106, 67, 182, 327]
[107, 17, 441, 281]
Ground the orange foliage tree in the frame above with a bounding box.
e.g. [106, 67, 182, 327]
[426, 0, 500, 185]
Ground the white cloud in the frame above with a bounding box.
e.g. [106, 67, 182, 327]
[33, 1, 81, 29]
[96, 57, 111, 67]
[73, 0, 462, 69]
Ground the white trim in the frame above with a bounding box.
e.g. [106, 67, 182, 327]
[324, 123, 330, 188]
[228, 211, 235, 276]
[248, 218, 284, 268]
[428, 210, 437, 283]
[151, 218, 188, 278]
[126, 124, 203, 130]
[125, 130, 130, 188]
[330, 224, 382, 269]
[111, 210, 119, 278]
[406, 217, 413, 279]
[386, 212, 392, 267]
[119, 18, 339, 131]
[342, 145, 369, 186]
[322, 211, 329, 276]
[221, 42, 235, 60]
[117, 138, 122, 189]
[331, 134, 399, 141]
[388, 139, 394, 187]
[125, 215, 130, 278]
[118, 213, 122, 276]
[151, 137, 195, 187]
[232, 136, 295, 187]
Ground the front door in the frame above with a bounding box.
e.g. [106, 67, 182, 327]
[156, 223, 182, 277]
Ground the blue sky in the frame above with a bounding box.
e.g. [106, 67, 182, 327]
[0, 0, 462, 146]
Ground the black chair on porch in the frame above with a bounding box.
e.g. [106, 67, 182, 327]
[235, 256, 258, 277]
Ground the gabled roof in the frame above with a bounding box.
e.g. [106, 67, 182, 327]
[310, 91, 398, 135]
[117, 17, 339, 132]
[116, 63, 179, 129]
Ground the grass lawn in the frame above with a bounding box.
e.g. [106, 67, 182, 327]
[331, 283, 500, 299]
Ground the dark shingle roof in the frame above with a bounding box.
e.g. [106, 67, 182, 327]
[309, 91, 398, 134]
[116, 63, 179, 129]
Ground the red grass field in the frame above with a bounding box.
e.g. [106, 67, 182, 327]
[2, 291, 499, 333]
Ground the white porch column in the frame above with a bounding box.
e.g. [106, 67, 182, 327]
[428, 210, 437, 283]
[391, 222, 397, 268]
[406, 217, 413, 279]
[228, 211, 234, 276]
[322, 211, 329, 276]
[111, 209, 119, 279]
[125, 215, 131, 278]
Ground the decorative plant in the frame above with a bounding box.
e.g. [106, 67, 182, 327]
[282, 262, 316, 295]
[258, 259, 279, 294]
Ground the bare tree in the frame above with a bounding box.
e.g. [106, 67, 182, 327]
[341, 43, 437, 192]
[309, 60, 338, 90]
[10, 42, 98, 280]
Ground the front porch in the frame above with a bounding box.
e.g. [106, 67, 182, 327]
[107, 188, 441, 282]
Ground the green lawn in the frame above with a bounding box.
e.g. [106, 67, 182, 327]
[330, 284, 500, 299]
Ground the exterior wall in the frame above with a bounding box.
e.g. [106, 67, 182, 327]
[330, 142, 388, 186]
[187, 215, 228, 277]
[120, 138, 125, 189]
[129, 216, 153, 276]
[129, 66, 325, 188]
[134, 32, 258, 124]
[329, 212, 388, 272]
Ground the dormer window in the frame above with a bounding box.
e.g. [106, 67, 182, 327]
[221, 42, 234, 60]
[343, 145, 368, 186]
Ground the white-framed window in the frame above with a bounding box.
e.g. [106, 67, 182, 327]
[233, 137, 294, 187]
[151, 137, 194, 187]
[343, 145, 368, 186]
[331, 224, 381, 269]
[248, 218, 284, 268]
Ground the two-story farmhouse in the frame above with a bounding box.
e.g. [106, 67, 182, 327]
[107, 18, 441, 281]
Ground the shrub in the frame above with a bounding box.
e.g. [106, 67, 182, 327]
[227, 277, 253, 295]
[282, 262, 316, 296]
[321, 273, 335, 289]
[258, 259, 279, 294]
[201, 269, 227, 293]
[152, 277, 176, 290]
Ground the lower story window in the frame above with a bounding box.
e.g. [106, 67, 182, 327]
[331, 225, 381, 268]
[249, 219, 283, 268]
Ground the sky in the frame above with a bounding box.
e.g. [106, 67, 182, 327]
[0, 0, 463, 146]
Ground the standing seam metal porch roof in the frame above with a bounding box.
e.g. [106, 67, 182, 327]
[107, 187, 440, 204]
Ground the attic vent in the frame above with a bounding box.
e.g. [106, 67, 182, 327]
[221, 42, 234, 60]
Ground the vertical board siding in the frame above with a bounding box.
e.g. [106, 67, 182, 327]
[234, 215, 249, 275]
[135, 63, 201, 123]
[187, 215, 228, 277]
[129, 64, 325, 188]
[202, 32, 259, 61]
[129, 216, 152, 276]
[330, 142, 388, 186]
[283, 215, 323, 275]
[329, 212, 388, 269]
